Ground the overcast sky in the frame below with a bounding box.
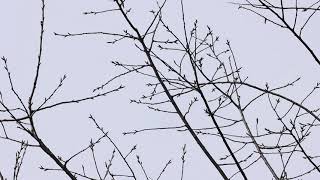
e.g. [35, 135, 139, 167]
[0, 0, 319, 179]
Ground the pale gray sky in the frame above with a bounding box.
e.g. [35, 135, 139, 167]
[0, 0, 319, 179]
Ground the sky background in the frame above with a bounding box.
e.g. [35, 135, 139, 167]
[0, 0, 319, 179]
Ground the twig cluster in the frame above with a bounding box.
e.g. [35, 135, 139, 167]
[55, 0, 319, 179]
